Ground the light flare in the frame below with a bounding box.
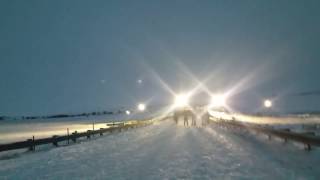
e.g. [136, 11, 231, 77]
[264, 99, 272, 108]
[137, 103, 146, 111]
[174, 93, 191, 108]
[209, 94, 227, 108]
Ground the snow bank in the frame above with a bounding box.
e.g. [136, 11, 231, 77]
[234, 114, 320, 125]
[0, 112, 155, 144]
[1, 120, 319, 179]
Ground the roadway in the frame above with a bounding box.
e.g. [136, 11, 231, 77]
[1, 119, 319, 179]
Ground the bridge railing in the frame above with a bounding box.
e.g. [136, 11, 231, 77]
[0, 118, 158, 153]
[210, 118, 320, 151]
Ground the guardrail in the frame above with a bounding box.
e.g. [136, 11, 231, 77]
[210, 118, 320, 151]
[0, 119, 157, 153]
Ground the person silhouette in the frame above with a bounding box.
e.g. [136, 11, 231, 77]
[184, 115, 189, 127]
[191, 114, 196, 126]
[174, 114, 178, 124]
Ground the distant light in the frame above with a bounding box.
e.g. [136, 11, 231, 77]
[138, 103, 146, 111]
[125, 110, 131, 115]
[209, 94, 227, 108]
[137, 79, 143, 84]
[174, 93, 190, 108]
[100, 80, 106, 84]
[264, 99, 272, 108]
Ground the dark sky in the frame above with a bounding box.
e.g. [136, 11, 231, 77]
[1, 0, 320, 115]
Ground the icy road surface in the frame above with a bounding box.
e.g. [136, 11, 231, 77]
[1, 120, 320, 179]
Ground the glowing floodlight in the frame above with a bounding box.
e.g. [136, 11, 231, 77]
[209, 94, 227, 108]
[264, 99, 272, 108]
[138, 103, 146, 111]
[125, 110, 131, 115]
[174, 94, 190, 108]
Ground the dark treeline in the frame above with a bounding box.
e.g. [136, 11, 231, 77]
[0, 110, 126, 121]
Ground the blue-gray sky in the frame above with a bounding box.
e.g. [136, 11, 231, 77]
[1, 0, 320, 115]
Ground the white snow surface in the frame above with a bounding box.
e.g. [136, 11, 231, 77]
[0, 112, 155, 144]
[1, 120, 320, 180]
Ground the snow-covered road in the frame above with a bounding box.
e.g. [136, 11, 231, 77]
[1, 120, 320, 179]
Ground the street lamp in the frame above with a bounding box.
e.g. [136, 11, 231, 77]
[264, 99, 272, 108]
[137, 103, 146, 112]
[125, 110, 131, 115]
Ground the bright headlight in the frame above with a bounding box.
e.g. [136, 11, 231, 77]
[209, 94, 227, 108]
[174, 93, 190, 108]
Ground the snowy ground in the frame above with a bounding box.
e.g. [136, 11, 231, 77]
[0, 112, 155, 144]
[233, 114, 320, 135]
[1, 120, 320, 179]
[234, 114, 320, 125]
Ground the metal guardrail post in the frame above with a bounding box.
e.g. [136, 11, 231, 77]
[67, 128, 70, 145]
[27, 138, 34, 151]
[87, 130, 91, 139]
[52, 135, 59, 147]
[72, 131, 77, 143]
[305, 143, 311, 151]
